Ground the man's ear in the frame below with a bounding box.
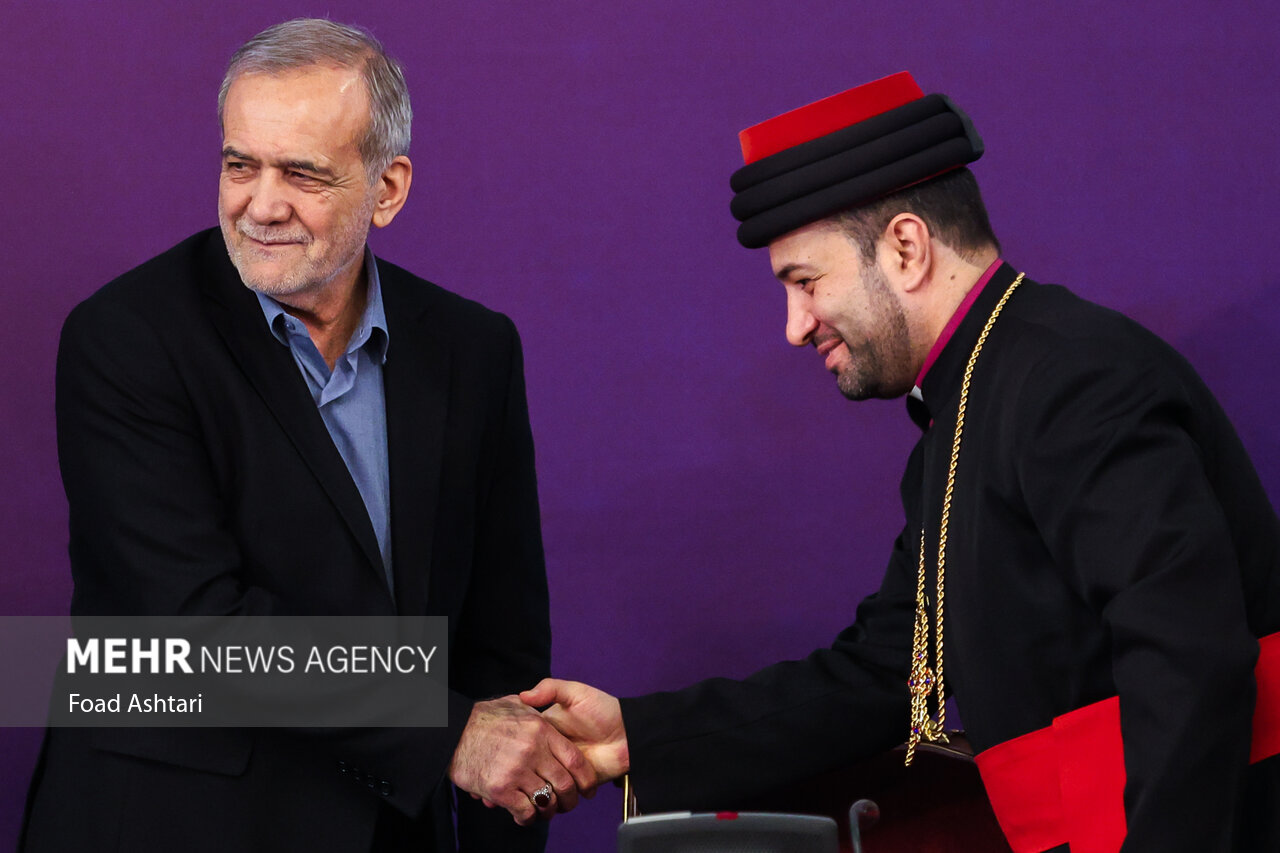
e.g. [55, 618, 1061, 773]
[882, 213, 932, 293]
[371, 156, 413, 229]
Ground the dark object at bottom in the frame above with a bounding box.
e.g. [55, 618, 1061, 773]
[617, 811, 839, 852]
[735, 738, 1012, 853]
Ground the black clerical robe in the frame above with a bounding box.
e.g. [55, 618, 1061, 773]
[621, 263, 1280, 851]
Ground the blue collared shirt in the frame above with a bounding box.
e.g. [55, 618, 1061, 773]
[255, 247, 393, 593]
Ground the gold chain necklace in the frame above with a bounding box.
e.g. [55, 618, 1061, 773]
[904, 272, 1025, 767]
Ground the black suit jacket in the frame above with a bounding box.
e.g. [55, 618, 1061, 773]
[24, 229, 550, 852]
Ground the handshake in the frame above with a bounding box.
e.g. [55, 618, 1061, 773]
[447, 679, 629, 826]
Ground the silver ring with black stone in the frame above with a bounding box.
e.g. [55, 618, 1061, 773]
[530, 783, 554, 809]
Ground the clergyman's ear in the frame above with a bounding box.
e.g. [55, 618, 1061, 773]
[883, 212, 931, 293]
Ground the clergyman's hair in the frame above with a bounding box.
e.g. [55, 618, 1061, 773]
[833, 168, 1000, 264]
[217, 18, 412, 180]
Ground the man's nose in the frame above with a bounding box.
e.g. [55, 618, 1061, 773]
[246, 172, 292, 224]
[785, 291, 818, 347]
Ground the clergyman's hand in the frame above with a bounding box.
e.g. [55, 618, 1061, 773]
[448, 695, 598, 825]
[520, 679, 630, 784]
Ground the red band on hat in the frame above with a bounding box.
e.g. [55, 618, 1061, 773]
[738, 71, 924, 165]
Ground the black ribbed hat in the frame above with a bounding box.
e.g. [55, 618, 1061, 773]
[731, 72, 983, 249]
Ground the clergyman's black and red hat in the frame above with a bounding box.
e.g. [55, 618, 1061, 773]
[729, 72, 984, 249]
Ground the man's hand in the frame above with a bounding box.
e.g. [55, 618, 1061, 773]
[448, 696, 598, 826]
[519, 679, 630, 783]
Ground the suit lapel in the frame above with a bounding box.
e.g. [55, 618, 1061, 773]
[379, 260, 449, 616]
[195, 233, 387, 584]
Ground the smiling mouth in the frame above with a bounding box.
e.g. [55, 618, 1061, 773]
[246, 236, 303, 248]
[815, 337, 845, 370]
[237, 221, 309, 249]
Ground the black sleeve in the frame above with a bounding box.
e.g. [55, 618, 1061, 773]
[619, 520, 918, 812]
[1014, 341, 1257, 853]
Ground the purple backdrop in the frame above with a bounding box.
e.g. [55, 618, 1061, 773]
[3, 2, 1277, 849]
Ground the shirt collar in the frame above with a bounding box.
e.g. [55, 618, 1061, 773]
[909, 258, 1003, 402]
[255, 245, 390, 364]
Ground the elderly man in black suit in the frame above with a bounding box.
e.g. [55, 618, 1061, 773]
[22, 18, 591, 853]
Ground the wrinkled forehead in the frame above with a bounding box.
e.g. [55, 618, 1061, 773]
[225, 62, 366, 106]
[221, 65, 370, 149]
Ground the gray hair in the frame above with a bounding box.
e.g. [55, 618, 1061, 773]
[217, 18, 412, 180]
